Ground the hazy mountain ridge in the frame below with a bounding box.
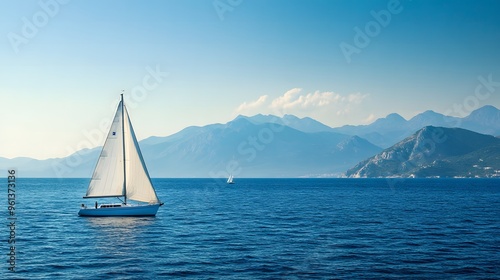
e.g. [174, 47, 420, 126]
[346, 126, 500, 178]
[332, 105, 500, 148]
[235, 114, 334, 133]
[1, 105, 499, 178]
[0, 148, 100, 178]
[142, 118, 381, 178]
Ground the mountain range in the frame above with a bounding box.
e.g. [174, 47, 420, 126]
[139, 118, 382, 178]
[346, 126, 500, 178]
[332, 105, 500, 148]
[1, 105, 499, 178]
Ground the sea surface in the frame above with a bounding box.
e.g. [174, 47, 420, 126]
[2, 178, 500, 279]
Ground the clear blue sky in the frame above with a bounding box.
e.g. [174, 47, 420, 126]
[1, 0, 499, 159]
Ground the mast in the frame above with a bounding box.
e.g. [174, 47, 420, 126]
[121, 92, 127, 205]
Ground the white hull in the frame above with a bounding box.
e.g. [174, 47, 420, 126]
[78, 204, 160, 217]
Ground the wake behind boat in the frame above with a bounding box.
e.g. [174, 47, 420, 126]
[79, 94, 163, 217]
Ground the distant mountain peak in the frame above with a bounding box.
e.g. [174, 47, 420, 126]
[423, 109, 437, 113]
[386, 113, 406, 121]
[418, 125, 438, 133]
[227, 116, 253, 126]
[366, 112, 407, 131]
[232, 113, 333, 133]
[235, 114, 281, 125]
[467, 105, 499, 118]
[475, 104, 498, 111]
[410, 110, 443, 120]
[462, 105, 500, 133]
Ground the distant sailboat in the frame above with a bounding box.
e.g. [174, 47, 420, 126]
[227, 174, 235, 184]
[78, 94, 163, 217]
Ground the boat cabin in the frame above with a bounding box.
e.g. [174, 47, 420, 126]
[99, 204, 123, 208]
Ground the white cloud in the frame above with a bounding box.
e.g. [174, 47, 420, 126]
[347, 92, 367, 104]
[270, 88, 344, 110]
[362, 113, 377, 124]
[234, 95, 268, 114]
[269, 89, 367, 114]
[233, 88, 369, 121]
[335, 92, 369, 115]
[270, 88, 302, 109]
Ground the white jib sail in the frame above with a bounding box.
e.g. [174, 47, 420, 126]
[123, 105, 159, 204]
[85, 100, 159, 204]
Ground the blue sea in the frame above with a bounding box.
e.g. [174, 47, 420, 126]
[2, 178, 500, 279]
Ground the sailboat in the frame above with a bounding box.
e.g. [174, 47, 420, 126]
[78, 94, 163, 217]
[227, 174, 235, 184]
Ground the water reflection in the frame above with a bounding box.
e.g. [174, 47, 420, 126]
[85, 216, 155, 230]
[82, 217, 157, 258]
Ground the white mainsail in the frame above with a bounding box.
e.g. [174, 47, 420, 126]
[84, 99, 159, 204]
[85, 102, 125, 198]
